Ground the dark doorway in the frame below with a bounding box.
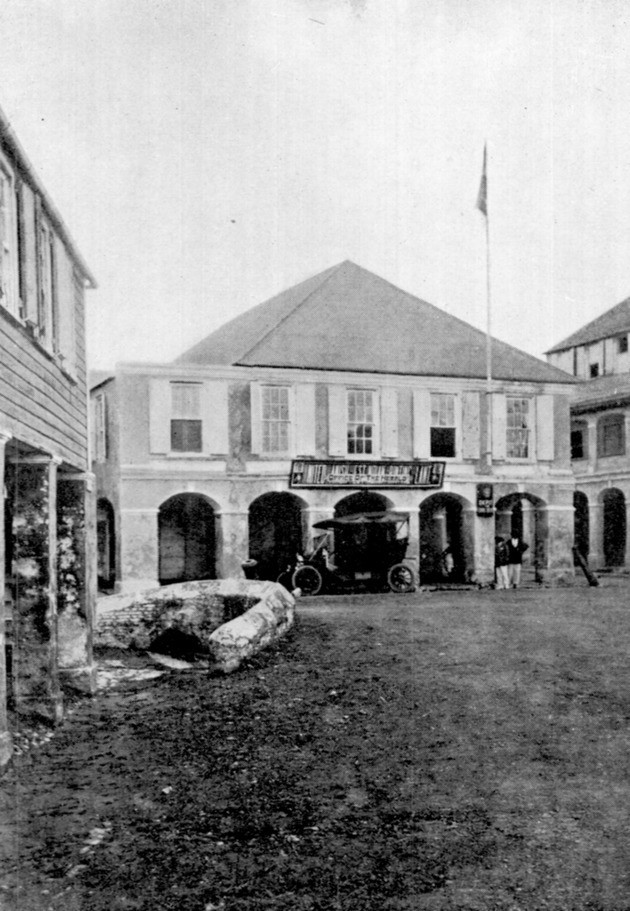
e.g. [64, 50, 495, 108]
[158, 494, 216, 585]
[602, 488, 626, 567]
[419, 493, 473, 583]
[97, 498, 116, 591]
[248, 492, 306, 581]
[573, 491, 589, 562]
[495, 492, 548, 577]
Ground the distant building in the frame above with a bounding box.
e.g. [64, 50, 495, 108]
[547, 298, 630, 568]
[1, 107, 97, 766]
[92, 261, 577, 595]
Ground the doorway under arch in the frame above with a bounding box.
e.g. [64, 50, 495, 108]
[573, 491, 590, 562]
[419, 493, 474, 583]
[248, 492, 308, 581]
[97, 498, 116, 591]
[495, 492, 548, 577]
[158, 494, 217, 585]
[601, 487, 626, 567]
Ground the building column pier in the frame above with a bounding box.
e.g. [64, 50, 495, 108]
[0, 433, 12, 765]
[10, 454, 63, 723]
[57, 472, 97, 693]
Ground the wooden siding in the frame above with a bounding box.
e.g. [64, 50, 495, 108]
[0, 295, 88, 468]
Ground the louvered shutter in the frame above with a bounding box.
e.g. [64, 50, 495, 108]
[328, 385, 347, 456]
[536, 395, 555, 461]
[381, 388, 399, 457]
[491, 393, 507, 461]
[412, 389, 431, 458]
[295, 384, 316, 456]
[461, 391, 481, 460]
[202, 381, 229, 454]
[149, 379, 171, 454]
[250, 383, 262, 454]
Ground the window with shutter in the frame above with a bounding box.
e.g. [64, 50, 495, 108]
[261, 386, 290, 453]
[506, 397, 531, 459]
[430, 393, 456, 457]
[347, 389, 375, 455]
[171, 382, 202, 452]
[0, 160, 19, 318]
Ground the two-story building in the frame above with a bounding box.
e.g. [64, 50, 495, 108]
[1, 106, 97, 766]
[547, 297, 630, 568]
[93, 261, 577, 595]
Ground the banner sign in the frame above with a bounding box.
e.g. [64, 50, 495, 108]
[289, 459, 445, 489]
[476, 482, 494, 517]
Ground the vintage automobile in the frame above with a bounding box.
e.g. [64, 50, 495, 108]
[285, 510, 416, 595]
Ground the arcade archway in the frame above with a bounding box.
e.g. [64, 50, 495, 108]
[158, 494, 217, 585]
[419, 493, 474, 583]
[248, 492, 308, 581]
[601, 487, 626, 567]
[495, 492, 548, 578]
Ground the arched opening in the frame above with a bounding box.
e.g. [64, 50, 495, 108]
[334, 491, 393, 517]
[248, 492, 308, 581]
[97, 498, 116, 592]
[601, 488, 626, 567]
[158, 494, 217, 585]
[573, 491, 590, 562]
[419, 493, 474, 583]
[495, 492, 548, 581]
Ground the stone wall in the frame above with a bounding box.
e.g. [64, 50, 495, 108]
[96, 579, 295, 672]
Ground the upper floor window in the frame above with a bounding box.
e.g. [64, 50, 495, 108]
[171, 382, 202, 452]
[0, 161, 19, 318]
[262, 385, 290, 453]
[619, 335, 629, 354]
[347, 389, 374, 455]
[506, 397, 531, 459]
[430, 393, 456, 457]
[92, 392, 108, 463]
[597, 414, 625, 458]
[571, 420, 587, 460]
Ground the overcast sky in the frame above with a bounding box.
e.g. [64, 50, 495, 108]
[1, 0, 629, 370]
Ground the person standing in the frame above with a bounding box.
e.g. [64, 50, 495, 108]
[494, 537, 509, 590]
[506, 536, 529, 589]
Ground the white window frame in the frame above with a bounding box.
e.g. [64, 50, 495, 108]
[506, 396, 532, 460]
[0, 157, 19, 319]
[261, 384, 292, 455]
[347, 388, 377, 456]
[170, 381, 203, 453]
[430, 392, 457, 458]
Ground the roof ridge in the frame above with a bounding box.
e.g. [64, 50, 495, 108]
[234, 261, 348, 365]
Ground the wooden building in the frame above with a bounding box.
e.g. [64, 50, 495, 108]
[92, 261, 577, 595]
[0, 106, 97, 766]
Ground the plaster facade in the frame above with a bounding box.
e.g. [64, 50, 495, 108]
[92, 362, 577, 594]
[548, 308, 630, 569]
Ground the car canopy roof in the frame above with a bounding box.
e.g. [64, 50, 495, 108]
[313, 511, 409, 530]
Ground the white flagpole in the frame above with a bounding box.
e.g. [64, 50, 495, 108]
[477, 144, 492, 471]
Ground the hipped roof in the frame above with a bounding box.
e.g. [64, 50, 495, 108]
[177, 261, 574, 383]
[546, 297, 630, 354]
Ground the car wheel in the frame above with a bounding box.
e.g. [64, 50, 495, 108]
[292, 565, 323, 596]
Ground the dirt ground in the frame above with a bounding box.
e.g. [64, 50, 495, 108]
[2, 577, 630, 911]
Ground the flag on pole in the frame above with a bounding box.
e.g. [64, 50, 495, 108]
[476, 145, 487, 216]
